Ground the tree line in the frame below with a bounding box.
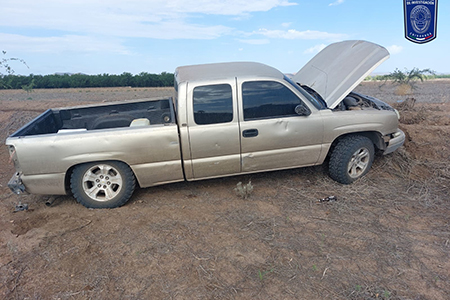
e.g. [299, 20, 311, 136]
[0, 72, 174, 90]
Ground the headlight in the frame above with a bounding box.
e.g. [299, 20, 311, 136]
[392, 131, 402, 138]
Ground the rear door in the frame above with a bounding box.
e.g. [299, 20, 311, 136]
[186, 79, 241, 179]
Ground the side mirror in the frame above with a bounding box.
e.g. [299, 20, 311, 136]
[295, 104, 311, 116]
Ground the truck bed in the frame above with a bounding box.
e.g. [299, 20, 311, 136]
[6, 97, 184, 196]
[10, 98, 174, 137]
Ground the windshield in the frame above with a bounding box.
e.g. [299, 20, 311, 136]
[284, 76, 326, 110]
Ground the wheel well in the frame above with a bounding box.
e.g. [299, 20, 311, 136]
[64, 160, 139, 194]
[328, 132, 385, 157]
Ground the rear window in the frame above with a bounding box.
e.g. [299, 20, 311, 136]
[193, 84, 233, 125]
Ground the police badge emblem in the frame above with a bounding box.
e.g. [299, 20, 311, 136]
[404, 0, 438, 44]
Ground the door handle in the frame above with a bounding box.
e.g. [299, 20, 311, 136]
[242, 129, 259, 138]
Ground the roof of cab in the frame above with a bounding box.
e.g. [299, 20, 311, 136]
[175, 62, 284, 83]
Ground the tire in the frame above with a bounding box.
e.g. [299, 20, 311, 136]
[70, 161, 136, 208]
[329, 135, 375, 184]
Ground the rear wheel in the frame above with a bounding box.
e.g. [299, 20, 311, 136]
[329, 135, 375, 184]
[71, 161, 135, 208]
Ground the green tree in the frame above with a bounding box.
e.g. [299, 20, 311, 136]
[22, 77, 35, 93]
[1, 65, 174, 89]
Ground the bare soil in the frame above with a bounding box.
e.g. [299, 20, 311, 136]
[0, 82, 449, 300]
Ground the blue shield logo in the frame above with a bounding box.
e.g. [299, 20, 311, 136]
[404, 0, 438, 44]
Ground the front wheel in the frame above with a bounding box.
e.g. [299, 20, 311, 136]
[329, 135, 375, 184]
[71, 161, 136, 208]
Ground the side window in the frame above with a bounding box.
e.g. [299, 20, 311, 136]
[242, 81, 302, 120]
[193, 84, 233, 125]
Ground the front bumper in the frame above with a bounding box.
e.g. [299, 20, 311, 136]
[8, 172, 27, 195]
[383, 129, 406, 155]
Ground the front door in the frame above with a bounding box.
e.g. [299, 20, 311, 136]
[238, 79, 323, 172]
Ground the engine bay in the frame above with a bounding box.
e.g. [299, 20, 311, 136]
[300, 84, 394, 112]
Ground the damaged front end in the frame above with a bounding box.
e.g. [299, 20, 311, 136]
[301, 84, 405, 155]
[338, 92, 405, 155]
[336, 92, 405, 154]
[383, 129, 405, 155]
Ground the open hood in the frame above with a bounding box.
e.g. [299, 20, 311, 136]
[293, 40, 389, 109]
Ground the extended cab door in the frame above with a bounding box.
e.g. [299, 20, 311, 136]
[237, 78, 324, 172]
[186, 79, 241, 179]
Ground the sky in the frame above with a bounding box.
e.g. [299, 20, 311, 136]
[1, 0, 448, 76]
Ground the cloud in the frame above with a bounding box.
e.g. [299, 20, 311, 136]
[386, 45, 403, 55]
[0, 33, 129, 54]
[329, 0, 344, 6]
[167, 0, 297, 15]
[303, 44, 327, 54]
[254, 29, 347, 40]
[1, 0, 296, 40]
[1, 0, 344, 61]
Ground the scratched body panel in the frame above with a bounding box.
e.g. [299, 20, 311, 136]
[240, 115, 324, 171]
[8, 124, 184, 194]
[184, 78, 241, 179]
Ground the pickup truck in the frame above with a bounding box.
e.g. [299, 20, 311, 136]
[6, 40, 405, 208]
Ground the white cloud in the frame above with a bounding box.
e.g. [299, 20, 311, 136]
[387, 45, 403, 55]
[2, 0, 347, 62]
[303, 44, 327, 54]
[1, 0, 296, 40]
[329, 0, 344, 6]
[0, 33, 129, 54]
[166, 0, 297, 15]
[255, 29, 347, 40]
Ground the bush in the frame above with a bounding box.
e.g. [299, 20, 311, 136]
[382, 68, 435, 88]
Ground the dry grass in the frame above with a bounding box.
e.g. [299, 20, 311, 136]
[1, 85, 449, 299]
[394, 84, 413, 96]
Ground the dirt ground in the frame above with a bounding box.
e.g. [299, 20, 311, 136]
[0, 82, 449, 300]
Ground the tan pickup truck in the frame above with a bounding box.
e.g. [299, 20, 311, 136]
[6, 40, 405, 208]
